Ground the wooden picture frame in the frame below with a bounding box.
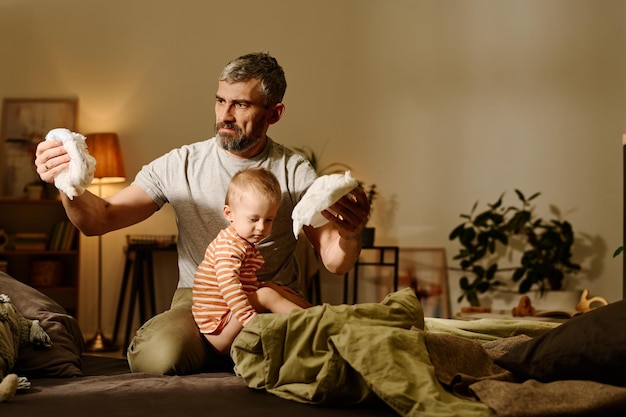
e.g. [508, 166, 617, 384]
[1, 97, 78, 197]
[398, 247, 451, 318]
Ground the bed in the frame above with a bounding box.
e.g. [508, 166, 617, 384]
[2, 264, 626, 417]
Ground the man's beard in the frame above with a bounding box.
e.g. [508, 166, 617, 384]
[215, 121, 264, 154]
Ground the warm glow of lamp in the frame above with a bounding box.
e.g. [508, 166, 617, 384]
[84, 132, 126, 352]
[85, 133, 126, 183]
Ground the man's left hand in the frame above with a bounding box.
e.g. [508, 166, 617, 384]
[321, 186, 370, 241]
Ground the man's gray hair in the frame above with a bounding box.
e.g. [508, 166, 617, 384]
[219, 52, 287, 107]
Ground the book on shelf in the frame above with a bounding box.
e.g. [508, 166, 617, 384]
[47, 221, 63, 250]
[14, 232, 48, 250]
[47, 221, 76, 251]
[61, 223, 77, 250]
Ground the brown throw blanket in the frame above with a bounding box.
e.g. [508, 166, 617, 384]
[425, 332, 626, 417]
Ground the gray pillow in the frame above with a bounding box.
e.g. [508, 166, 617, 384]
[496, 299, 626, 386]
[0, 272, 83, 377]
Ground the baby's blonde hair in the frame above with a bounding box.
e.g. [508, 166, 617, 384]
[225, 167, 282, 207]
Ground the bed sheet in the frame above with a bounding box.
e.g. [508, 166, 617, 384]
[4, 355, 396, 417]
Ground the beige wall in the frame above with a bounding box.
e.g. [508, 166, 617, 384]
[1, 0, 624, 337]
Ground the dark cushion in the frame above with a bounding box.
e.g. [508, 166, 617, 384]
[0, 272, 83, 377]
[496, 298, 626, 386]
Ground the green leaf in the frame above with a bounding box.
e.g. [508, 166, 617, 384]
[519, 278, 533, 294]
[459, 276, 470, 290]
[474, 210, 493, 227]
[527, 192, 541, 202]
[512, 267, 525, 282]
[476, 281, 491, 293]
[613, 246, 624, 257]
[460, 228, 476, 246]
[472, 265, 485, 278]
[488, 194, 504, 210]
[449, 224, 465, 240]
[507, 210, 531, 232]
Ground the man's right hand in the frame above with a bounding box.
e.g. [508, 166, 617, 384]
[34, 139, 71, 183]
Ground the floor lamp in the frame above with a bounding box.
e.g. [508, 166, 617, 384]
[84, 132, 126, 352]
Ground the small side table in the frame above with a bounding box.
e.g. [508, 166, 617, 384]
[343, 246, 400, 304]
[112, 236, 177, 349]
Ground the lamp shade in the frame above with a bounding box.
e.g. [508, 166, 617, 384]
[85, 132, 126, 184]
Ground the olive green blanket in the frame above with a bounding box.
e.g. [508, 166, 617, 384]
[231, 289, 493, 417]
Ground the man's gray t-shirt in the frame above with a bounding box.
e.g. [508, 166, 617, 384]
[133, 137, 317, 290]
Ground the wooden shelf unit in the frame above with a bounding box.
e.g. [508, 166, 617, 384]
[0, 198, 79, 317]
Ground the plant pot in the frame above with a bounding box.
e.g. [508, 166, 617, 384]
[361, 227, 375, 248]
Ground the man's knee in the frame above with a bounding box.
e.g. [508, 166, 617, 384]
[126, 288, 236, 375]
[127, 303, 208, 375]
[128, 330, 191, 375]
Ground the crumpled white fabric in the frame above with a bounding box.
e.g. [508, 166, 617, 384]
[45, 128, 96, 200]
[292, 171, 358, 238]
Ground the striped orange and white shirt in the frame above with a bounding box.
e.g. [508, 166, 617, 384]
[192, 226, 264, 334]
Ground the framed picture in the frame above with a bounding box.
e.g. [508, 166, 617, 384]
[0, 98, 78, 197]
[398, 247, 451, 318]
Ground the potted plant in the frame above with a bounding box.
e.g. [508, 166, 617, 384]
[449, 190, 581, 306]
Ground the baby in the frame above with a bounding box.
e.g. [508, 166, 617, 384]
[192, 167, 305, 355]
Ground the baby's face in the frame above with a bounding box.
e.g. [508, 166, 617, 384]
[224, 195, 280, 244]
